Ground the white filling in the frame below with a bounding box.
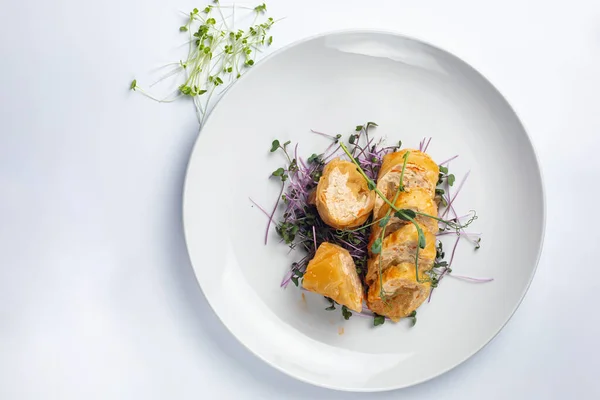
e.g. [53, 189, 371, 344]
[325, 169, 365, 222]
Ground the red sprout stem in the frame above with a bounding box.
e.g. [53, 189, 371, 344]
[423, 137, 432, 153]
[439, 155, 459, 166]
[265, 183, 285, 245]
[441, 170, 470, 219]
[249, 197, 276, 223]
[447, 274, 494, 283]
[310, 129, 336, 139]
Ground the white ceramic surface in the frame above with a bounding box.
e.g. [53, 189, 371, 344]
[183, 31, 544, 391]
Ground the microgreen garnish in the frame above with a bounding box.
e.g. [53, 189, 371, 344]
[131, 2, 278, 125]
[252, 122, 486, 323]
[447, 174, 456, 186]
[408, 310, 417, 326]
[325, 297, 336, 311]
[342, 306, 352, 320]
[371, 237, 382, 254]
[270, 140, 280, 152]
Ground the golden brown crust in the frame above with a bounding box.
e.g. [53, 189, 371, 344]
[366, 223, 436, 285]
[372, 188, 439, 235]
[315, 158, 375, 230]
[378, 149, 440, 182]
[302, 242, 364, 312]
[373, 149, 440, 219]
[367, 263, 431, 321]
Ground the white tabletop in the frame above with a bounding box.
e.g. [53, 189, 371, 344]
[1, 0, 599, 398]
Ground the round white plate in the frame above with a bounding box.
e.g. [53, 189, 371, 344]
[183, 31, 545, 391]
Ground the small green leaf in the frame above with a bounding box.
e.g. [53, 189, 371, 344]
[355, 125, 363, 132]
[435, 188, 445, 196]
[197, 89, 207, 95]
[395, 209, 416, 221]
[349, 134, 356, 144]
[291, 276, 299, 286]
[447, 174, 456, 186]
[439, 165, 449, 174]
[398, 140, 402, 148]
[192, 7, 199, 14]
[325, 297, 336, 311]
[254, 3, 267, 13]
[179, 26, 188, 32]
[342, 306, 352, 320]
[268, 36, 273, 45]
[408, 310, 417, 326]
[270, 140, 280, 152]
[129, 79, 137, 90]
[283, 140, 291, 150]
[307, 153, 320, 163]
[366, 121, 378, 128]
[371, 237, 382, 254]
[378, 215, 390, 228]
[374, 315, 385, 326]
[272, 168, 285, 177]
[417, 229, 426, 249]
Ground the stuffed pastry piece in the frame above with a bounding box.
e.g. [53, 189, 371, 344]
[315, 158, 375, 230]
[371, 188, 439, 236]
[373, 149, 439, 219]
[302, 242, 364, 312]
[367, 263, 431, 322]
[366, 223, 436, 284]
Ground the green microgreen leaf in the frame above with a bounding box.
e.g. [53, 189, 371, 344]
[270, 139, 280, 152]
[379, 215, 390, 228]
[439, 165, 449, 174]
[272, 167, 285, 177]
[325, 297, 336, 311]
[307, 153, 320, 164]
[371, 237, 382, 254]
[447, 174, 456, 186]
[395, 209, 416, 220]
[408, 310, 417, 326]
[180, 26, 188, 32]
[417, 228, 426, 249]
[254, 3, 267, 13]
[349, 134, 356, 145]
[342, 306, 352, 320]
[355, 125, 363, 132]
[374, 315, 385, 326]
[130, 79, 137, 90]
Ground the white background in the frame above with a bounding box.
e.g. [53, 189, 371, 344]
[1, 0, 599, 398]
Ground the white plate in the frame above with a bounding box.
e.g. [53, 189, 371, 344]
[183, 31, 545, 391]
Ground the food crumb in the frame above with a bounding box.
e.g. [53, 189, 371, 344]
[301, 292, 306, 303]
[338, 327, 344, 335]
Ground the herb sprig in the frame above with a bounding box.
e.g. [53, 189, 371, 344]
[130, 2, 278, 125]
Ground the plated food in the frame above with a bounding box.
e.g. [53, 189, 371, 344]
[261, 123, 485, 325]
[183, 30, 544, 389]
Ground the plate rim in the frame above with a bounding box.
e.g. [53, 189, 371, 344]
[181, 28, 547, 392]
